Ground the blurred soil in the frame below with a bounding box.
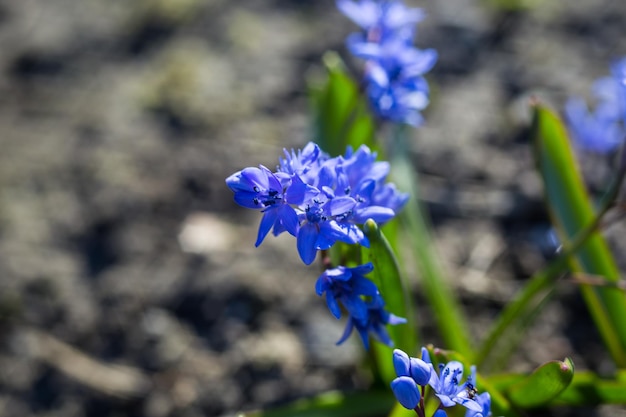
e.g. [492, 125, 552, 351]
[0, 0, 625, 416]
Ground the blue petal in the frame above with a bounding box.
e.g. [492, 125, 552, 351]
[278, 205, 299, 237]
[327, 196, 356, 216]
[297, 223, 319, 265]
[255, 209, 278, 247]
[352, 262, 374, 275]
[315, 275, 329, 296]
[351, 276, 378, 297]
[326, 292, 342, 319]
[353, 206, 395, 223]
[286, 175, 318, 205]
[453, 395, 482, 412]
[341, 294, 368, 321]
[409, 357, 432, 386]
[240, 166, 269, 190]
[390, 376, 420, 409]
[433, 411, 447, 417]
[392, 349, 411, 377]
[234, 190, 263, 209]
[336, 317, 355, 345]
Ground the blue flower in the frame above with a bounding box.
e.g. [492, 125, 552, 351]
[226, 142, 407, 265]
[565, 56, 626, 153]
[390, 348, 434, 409]
[337, 0, 436, 126]
[564, 98, 623, 153]
[336, 301, 406, 349]
[315, 263, 382, 320]
[429, 361, 482, 412]
[337, 0, 424, 44]
[225, 166, 299, 246]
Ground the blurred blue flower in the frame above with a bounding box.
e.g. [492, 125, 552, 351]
[315, 262, 382, 320]
[565, 57, 626, 153]
[226, 142, 407, 265]
[337, 0, 436, 126]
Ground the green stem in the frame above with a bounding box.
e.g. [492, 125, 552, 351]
[390, 125, 473, 356]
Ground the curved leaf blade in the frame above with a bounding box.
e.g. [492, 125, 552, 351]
[531, 103, 626, 367]
[505, 358, 574, 408]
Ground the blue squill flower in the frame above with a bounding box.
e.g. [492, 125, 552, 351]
[429, 361, 482, 413]
[225, 166, 299, 246]
[337, 0, 424, 44]
[465, 392, 491, 417]
[390, 348, 434, 409]
[565, 56, 626, 153]
[315, 262, 382, 321]
[337, 0, 436, 126]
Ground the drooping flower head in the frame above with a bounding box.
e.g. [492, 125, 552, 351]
[226, 142, 408, 265]
[315, 262, 382, 320]
[565, 56, 626, 153]
[315, 262, 406, 349]
[337, 0, 437, 126]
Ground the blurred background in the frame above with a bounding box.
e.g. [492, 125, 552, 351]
[0, 0, 625, 416]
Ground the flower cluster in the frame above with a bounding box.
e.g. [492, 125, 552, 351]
[226, 142, 408, 265]
[226, 142, 408, 347]
[565, 56, 626, 154]
[337, 0, 437, 126]
[391, 348, 491, 417]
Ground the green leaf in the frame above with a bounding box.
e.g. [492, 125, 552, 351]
[363, 219, 416, 383]
[489, 369, 626, 406]
[241, 390, 394, 417]
[531, 103, 626, 367]
[309, 52, 377, 157]
[506, 358, 574, 407]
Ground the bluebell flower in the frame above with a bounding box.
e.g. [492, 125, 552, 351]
[465, 392, 491, 417]
[337, 0, 437, 126]
[226, 142, 407, 265]
[315, 262, 382, 320]
[429, 361, 482, 412]
[565, 56, 626, 153]
[336, 301, 406, 349]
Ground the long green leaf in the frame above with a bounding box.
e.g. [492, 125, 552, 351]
[241, 390, 394, 417]
[363, 219, 416, 383]
[531, 103, 626, 367]
[506, 358, 575, 407]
